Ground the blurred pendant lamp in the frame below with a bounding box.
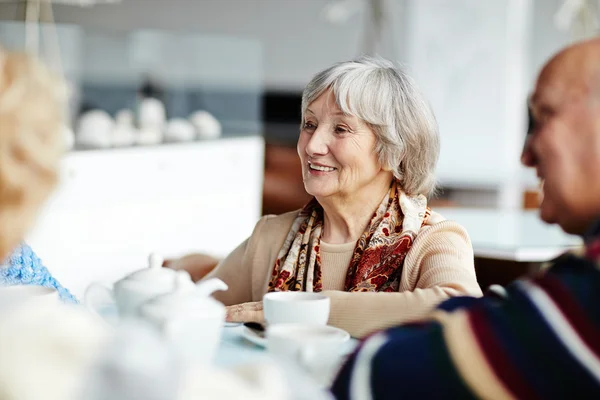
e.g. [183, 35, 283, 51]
[555, 0, 600, 39]
[321, 0, 393, 56]
[19, 0, 122, 61]
[17, 0, 122, 149]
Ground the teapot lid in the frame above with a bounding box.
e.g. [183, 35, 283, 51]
[139, 272, 227, 324]
[124, 254, 176, 284]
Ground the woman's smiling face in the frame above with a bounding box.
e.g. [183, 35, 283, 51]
[297, 89, 391, 201]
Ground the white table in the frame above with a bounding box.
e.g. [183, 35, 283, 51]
[216, 324, 270, 367]
[438, 208, 582, 262]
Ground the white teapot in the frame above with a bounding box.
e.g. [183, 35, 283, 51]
[138, 97, 166, 131]
[138, 272, 228, 365]
[85, 254, 177, 319]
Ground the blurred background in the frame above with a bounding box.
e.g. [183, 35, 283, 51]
[0, 0, 594, 295]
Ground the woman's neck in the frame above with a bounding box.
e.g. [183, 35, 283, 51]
[319, 177, 393, 244]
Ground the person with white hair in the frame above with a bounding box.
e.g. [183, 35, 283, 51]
[169, 56, 482, 338]
[0, 48, 75, 302]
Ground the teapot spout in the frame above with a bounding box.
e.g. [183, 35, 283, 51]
[195, 277, 228, 297]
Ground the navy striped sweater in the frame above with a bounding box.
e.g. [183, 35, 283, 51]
[332, 245, 600, 399]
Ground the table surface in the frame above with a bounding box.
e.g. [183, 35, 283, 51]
[216, 324, 270, 367]
[438, 208, 583, 262]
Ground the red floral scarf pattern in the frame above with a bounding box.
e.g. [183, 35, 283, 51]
[268, 181, 430, 293]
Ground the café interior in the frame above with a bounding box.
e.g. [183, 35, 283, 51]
[0, 1, 596, 399]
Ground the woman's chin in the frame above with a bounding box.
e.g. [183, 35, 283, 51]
[304, 181, 334, 197]
[307, 191, 330, 199]
[305, 187, 336, 199]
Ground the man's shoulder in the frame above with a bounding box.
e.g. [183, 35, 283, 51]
[542, 252, 600, 295]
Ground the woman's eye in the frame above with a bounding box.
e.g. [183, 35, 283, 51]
[335, 126, 348, 134]
[303, 121, 316, 130]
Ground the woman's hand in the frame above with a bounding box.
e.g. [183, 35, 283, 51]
[226, 301, 264, 323]
[163, 253, 220, 282]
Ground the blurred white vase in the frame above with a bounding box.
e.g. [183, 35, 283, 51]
[76, 110, 114, 149]
[112, 110, 137, 148]
[139, 98, 166, 131]
[137, 126, 163, 146]
[189, 111, 222, 139]
[137, 98, 166, 146]
[165, 118, 196, 143]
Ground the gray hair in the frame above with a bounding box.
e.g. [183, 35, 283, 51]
[301, 55, 439, 197]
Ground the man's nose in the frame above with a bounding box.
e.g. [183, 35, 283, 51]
[521, 136, 536, 167]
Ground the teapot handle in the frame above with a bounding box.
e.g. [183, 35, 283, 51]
[84, 282, 116, 319]
[194, 277, 228, 297]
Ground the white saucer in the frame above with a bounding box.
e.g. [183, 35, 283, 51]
[241, 324, 354, 350]
[241, 325, 267, 347]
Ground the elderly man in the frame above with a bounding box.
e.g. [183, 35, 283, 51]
[331, 39, 600, 399]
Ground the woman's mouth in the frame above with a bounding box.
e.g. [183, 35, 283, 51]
[308, 162, 336, 173]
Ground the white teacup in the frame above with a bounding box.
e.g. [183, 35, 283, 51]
[263, 292, 330, 326]
[266, 324, 351, 387]
[0, 285, 60, 315]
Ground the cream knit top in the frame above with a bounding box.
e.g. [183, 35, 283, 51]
[206, 210, 482, 338]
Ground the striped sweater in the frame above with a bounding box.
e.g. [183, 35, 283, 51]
[332, 245, 600, 399]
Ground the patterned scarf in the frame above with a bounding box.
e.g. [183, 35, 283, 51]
[268, 181, 430, 293]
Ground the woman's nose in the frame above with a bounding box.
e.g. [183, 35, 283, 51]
[305, 127, 328, 156]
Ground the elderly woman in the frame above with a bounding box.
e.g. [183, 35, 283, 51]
[172, 56, 482, 338]
[0, 48, 75, 303]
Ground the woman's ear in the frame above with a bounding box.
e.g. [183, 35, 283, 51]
[379, 152, 396, 173]
[382, 161, 393, 172]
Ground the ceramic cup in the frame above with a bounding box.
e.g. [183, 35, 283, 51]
[263, 292, 330, 326]
[0, 285, 60, 315]
[266, 323, 350, 387]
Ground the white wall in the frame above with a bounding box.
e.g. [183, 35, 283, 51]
[0, 0, 575, 200]
[40, 0, 571, 90]
[530, 0, 572, 85]
[0, 0, 377, 90]
[0, 0, 573, 89]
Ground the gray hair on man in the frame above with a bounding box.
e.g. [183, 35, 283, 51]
[301, 55, 440, 197]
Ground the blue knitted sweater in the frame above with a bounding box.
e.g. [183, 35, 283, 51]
[0, 243, 77, 304]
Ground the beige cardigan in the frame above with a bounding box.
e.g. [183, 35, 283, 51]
[207, 210, 482, 338]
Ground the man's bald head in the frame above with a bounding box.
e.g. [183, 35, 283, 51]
[535, 38, 600, 103]
[523, 38, 600, 235]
